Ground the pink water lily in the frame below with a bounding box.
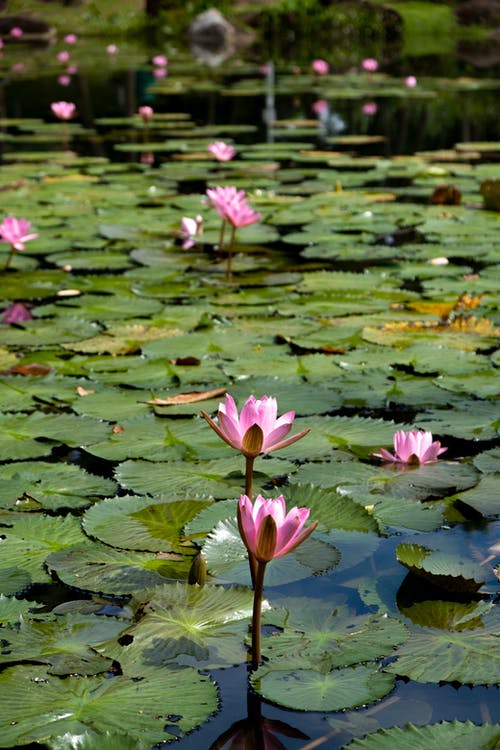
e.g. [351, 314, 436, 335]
[238, 494, 317, 563]
[2, 302, 32, 324]
[0, 216, 38, 252]
[201, 393, 309, 458]
[405, 75, 417, 88]
[152, 54, 168, 67]
[312, 58, 329, 75]
[206, 186, 260, 228]
[138, 105, 154, 123]
[51, 101, 76, 120]
[373, 429, 447, 465]
[208, 141, 236, 162]
[362, 57, 378, 72]
[57, 50, 70, 63]
[179, 214, 203, 249]
[1, 216, 38, 269]
[362, 101, 377, 115]
[64, 34, 78, 44]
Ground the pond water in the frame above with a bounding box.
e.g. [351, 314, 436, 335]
[0, 22, 499, 750]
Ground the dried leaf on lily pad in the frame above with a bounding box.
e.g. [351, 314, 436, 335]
[147, 386, 226, 407]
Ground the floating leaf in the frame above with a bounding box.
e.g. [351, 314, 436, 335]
[82, 495, 212, 552]
[0, 664, 218, 746]
[346, 721, 500, 749]
[250, 664, 395, 711]
[104, 582, 254, 670]
[46, 541, 190, 595]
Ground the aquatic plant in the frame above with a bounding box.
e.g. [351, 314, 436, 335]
[238, 493, 317, 667]
[0, 216, 38, 270]
[374, 429, 447, 465]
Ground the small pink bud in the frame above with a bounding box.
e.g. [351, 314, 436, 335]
[362, 58, 378, 72]
[312, 59, 329, 75]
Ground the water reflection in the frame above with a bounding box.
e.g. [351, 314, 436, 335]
[209, 690, 308, 750]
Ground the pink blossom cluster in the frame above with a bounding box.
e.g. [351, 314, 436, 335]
[206, 186, 261, 228]
[208, 141, 236, 162]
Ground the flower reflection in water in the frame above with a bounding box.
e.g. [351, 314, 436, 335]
[209, 691, 308, 750]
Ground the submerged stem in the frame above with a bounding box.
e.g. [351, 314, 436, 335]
[251, 560, 267, 669]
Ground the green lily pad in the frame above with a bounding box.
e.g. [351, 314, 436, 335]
[104, 582, 255, 670]
[0, 461, 116, 511]
[82, 494, 212, 552]
[0, 612, 127, 676]
[250, 664, 395, 711]
[46, 540, 191, 595]
[385, 610, 500, 685]
[0, 663, 218, 746]
[346, 721, 500, 749]
[0, 514, 89, 588]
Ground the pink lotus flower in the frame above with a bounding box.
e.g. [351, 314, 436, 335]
[64, 34, 78, 44]
[2, 302, 32, 324]
[362, 102, 377, 115]
[66, 65, 78, 75]
[201, 393, 309, 458]
[405, 75, 417, 88]
[179, 215, 203, 249]
[106, 44, 118, 55]
[51, 101, 76, 120]
[238, 494, 317, 563]
[138, 105, 154, 123]
[58, 75, 71, 87]
[206, 186, 260, 228]
[373, 429, 447, 465]
[0, 216, 38, 252]
[362, 58, 378, 72]
[208, 141, 236, 162]
[152, 54, 167, 67]
[10, 27, 23, 38]
[312, 99, 329, 115]
[153, 67, 167, 79]
[57, 51, 70, 63]
[312, 59, 329, 75]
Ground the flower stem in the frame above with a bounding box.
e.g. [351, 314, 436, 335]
[3, 247, 15, 271]
[245, 455, 254, 498]
[244, 456, 258, 588]
[217, 219, 226, 253]
[226, 223, 236, 280]
[251, 560, 267, 669]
